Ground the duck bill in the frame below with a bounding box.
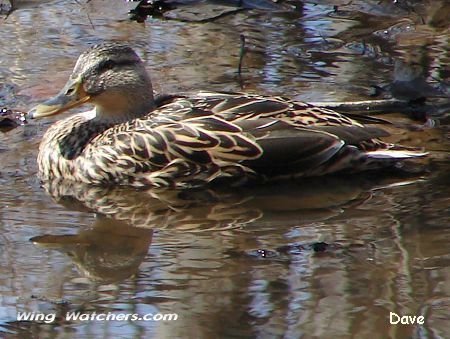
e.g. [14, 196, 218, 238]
[27, 78, 91, 119]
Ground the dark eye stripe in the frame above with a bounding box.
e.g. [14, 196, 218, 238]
[96, 58, 139, 72]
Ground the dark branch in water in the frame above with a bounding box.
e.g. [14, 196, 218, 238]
[309, 99, 450, 121]
[238, 34, 246, 76]
[237, 34, 247, 90]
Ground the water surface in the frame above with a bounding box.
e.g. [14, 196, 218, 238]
[0, 0, 449, 338]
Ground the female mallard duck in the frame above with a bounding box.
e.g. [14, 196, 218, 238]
[28, 43, 426, 188]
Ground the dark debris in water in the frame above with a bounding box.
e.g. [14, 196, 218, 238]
[226, 241, 369, 261]
[128, 0, 286, 22]
[0, 107, 27, 132]
[0, 0, 13, 17]
[276, 241, 345, 254]
[255, 248, 278, 258]
[312, 241, 328, 252]
[30, 294, 71, 306]
[128, 0, 175, 22]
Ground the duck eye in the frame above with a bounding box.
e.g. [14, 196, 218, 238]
[102, 60, 115, 71]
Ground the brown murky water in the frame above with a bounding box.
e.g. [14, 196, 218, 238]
[0, 0, 449, 338]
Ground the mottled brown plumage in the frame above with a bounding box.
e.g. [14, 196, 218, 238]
[28, 43, 427, 188]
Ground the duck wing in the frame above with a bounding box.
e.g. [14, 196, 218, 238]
[154, 91, 368, 129]
[233, 119, 357, 177]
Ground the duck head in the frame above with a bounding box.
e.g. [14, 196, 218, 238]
[28, 42, 155, 122]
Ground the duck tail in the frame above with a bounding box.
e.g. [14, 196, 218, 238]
[366, 148, 428, 159]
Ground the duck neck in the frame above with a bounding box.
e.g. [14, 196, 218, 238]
[93, 88, 156, 124]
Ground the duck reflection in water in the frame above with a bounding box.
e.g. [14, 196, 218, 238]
[31, 217, 153, 284]
[30, 172, 423, 284]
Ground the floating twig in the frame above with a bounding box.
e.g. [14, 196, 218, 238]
[74, 0, 95, 30]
